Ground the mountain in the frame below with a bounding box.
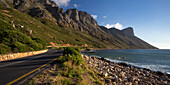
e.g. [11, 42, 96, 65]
[0, 0, 157, 49]
[100, 26, 156, 49]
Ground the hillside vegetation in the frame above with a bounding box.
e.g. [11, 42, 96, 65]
[0, 8, 47, 54]
[0, 6, 112, 50]
[0, 6, 108, 54]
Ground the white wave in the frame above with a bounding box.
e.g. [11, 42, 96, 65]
[105, 58, 123, 63]
[104, 58, 170, 74]
[167, 72, 170, 74]
[159, 65, 170, 68]
[90, 55, 101, 58]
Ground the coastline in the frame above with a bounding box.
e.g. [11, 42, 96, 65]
[82, 54, 170, 84]
[103, 57, 170, 75]
[82, 49, 170, 75]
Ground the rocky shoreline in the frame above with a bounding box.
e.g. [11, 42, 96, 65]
[82, 54, 170, 85]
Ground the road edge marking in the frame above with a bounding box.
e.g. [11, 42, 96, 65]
[6, 57, 58, 85]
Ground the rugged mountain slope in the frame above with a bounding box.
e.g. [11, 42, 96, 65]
[0, 0, 157, 49]
[100, 26, 156, 49]
[0, 3, 111, 49]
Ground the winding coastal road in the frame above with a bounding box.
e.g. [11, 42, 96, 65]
[0, 49, 63, 85]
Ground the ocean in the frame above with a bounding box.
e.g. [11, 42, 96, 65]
[82, 49, 170, 74]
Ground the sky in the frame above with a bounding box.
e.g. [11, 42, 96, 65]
[52, 0, 170, 49]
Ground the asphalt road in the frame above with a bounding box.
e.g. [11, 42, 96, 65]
[0, 49, 63, 85]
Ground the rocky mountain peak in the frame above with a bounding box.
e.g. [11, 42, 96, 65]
[66, 9, 97, 26]
[79, 11, 97, 26]
[121, 27, 134, 37]
[66, 9, 79, 22]
[43, 0, 56, 7]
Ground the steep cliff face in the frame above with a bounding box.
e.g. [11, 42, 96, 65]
[122, 27, 134, 37]
[65, 9, 107, 38]
[0, 0, 157, 49]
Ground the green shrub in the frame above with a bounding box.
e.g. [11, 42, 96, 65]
[75, 47, 80, 53]
[68, 69, 81, 78]
[0, 29, 46, 54]
[32, 37, 47, 49]
[62, 68, 82, 79]
[29, 40, 40, 51]
[29, 47, 34, 51]
[37, 43, 43, 50]
[0, 44, 11, 54]
[59, 47, 83, 66]
[95, 81, 102, 85]
[0, 19, 14, 31]
[88, 71, 97, 80]
[58, 54, 73, 63]
[63, 79, 71, 85]
[63, 47, 80, 56]
[13, 42, 27, 52]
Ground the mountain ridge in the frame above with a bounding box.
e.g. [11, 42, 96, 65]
[0, 0, 158, 49]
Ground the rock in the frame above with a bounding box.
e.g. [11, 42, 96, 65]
[112, 74, 118, 79]
[132, 76, 138, 81]
[100, 57, 106, 61]
[100, 78, 104, 81]
[160, 76, 169, 81]
[167, 74, 170, 78]
[129, 82, 133, 85]
[156, 71, 164, 76]
[111, 78, 116, 82]
[105, 78, 111, 83]
[107, 68, 110, 72]
[151, 79, 155, 84]
[119, 62, 128, 67]
[144, 71, 150, 77]
[134, 80, 138, 84]
[162, 81, 168, 84]
[103, 72, 108, 77]
[118, 78, 122, 82]
[128, 77, 133, 82]
[112, 82, 116, 85]
[120, 72, 126, 78]
[143, 68, 151, 72]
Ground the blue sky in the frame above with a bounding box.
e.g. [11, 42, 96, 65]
[53, 0, 170, 49]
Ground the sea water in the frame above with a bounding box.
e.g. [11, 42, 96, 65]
[82, 49, 170, 74]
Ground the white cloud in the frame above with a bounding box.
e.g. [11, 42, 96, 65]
[105, 23, 123, 29]
[114, 23, 123, 29]
[103, 16, 107, 18]
[91, 15, 98, 19]
[52, 0, 70, 7]
[105, 24, 115, 28]
[74, 4, 78, 8]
